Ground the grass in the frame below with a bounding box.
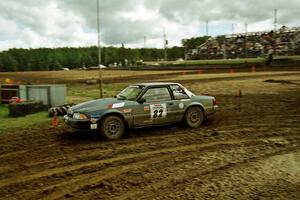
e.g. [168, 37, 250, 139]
[274, 55, 300, 61]
[0, 83, 128, 133]
[67, 83, 128, 103]
[0, 104, 51, 133]
[143, 58, 266, 66]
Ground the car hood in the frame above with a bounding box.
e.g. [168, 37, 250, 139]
[70, 98, 127, 114]
[194, 94, 215, 100]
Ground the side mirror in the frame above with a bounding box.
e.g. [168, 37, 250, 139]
[138, 98, 146, 104]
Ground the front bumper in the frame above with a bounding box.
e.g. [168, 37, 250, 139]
[205, 105, 218, 116]
[64, 115, 94, 131]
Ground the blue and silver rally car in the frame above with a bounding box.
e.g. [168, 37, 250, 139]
[64, 82, 218, 140]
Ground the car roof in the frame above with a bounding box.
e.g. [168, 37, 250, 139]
[132, 82, 179, 87]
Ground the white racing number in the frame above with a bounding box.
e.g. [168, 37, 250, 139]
[150, 104, 167, 119]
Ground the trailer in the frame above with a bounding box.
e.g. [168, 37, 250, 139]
[0, 84, 66, 107]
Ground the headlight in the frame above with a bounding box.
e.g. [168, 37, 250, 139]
[68, 109, 74, 115]
[73, 113, 88, 119]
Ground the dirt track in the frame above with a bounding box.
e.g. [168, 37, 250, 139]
[0, 72, 300, 199]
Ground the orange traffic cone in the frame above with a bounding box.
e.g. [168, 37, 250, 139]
[294, 65, 299, 70]
[236, 89, 242, 97]
[263, 66, 267, 71]
[251, 65, 256, 72]
[53, 113, 59, 128]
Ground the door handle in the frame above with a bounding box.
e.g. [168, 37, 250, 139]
[168, 102, 174, 106]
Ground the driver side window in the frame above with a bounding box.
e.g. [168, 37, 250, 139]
[142, 87, 171, 102]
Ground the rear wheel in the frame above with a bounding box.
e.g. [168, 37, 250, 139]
[184, 107, 204, 128]
[100, 115, 125, 140]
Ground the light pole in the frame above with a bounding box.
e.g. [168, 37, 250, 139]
[274, 9, 278, 56]
[206, 20, 209, 36]
[97, 0, 103, 98]
[245, 23, 248, 57]
[163, 27, 167, 61]
[232, 23, 235, 36]
[274, 9, 277, 32]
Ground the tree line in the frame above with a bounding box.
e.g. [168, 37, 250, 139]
[0, 36, 208, 72]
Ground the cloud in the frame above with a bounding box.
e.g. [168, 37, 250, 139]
[0, 0, 299, 50]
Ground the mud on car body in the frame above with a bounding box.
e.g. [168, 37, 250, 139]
[64, 82, 218, 140]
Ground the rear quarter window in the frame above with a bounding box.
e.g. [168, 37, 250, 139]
[170, 85, 189, 100]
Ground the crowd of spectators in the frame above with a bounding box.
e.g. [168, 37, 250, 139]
[187, 26, 300, 60]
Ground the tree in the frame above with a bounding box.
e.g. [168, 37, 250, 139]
[182, 36, 211, 49]
[0, 43, 186, 71]
[0, 52, 18, 71]
[168, 47, 184, 60]
[0, 54, 4, 71]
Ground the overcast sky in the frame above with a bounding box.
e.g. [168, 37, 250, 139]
[0, 0, 299, 51]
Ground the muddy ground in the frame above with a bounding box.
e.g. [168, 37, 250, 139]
[0, 71, 300, 199]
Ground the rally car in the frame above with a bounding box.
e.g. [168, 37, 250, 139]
[64, 82, 218, 140]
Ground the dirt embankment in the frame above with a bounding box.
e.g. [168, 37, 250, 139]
[0, 72, 300, 199]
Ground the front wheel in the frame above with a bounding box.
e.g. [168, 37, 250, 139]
[184, 107, 204, 128]
[100, 115, 125, 140]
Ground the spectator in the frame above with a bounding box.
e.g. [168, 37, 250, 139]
[186, 26, 300, 60]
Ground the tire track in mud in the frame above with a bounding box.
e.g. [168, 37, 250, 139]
[149, 149, 300, 200]
[36, 154, 175, 200]
[0, 128, 203, 181]
[0, 121, 299, 182]
[0, 126, 188, 159]
[129, 149, 300, 200]
[0, 127, 192, 175]
[0, 75, 299, 199]
[1, 107, 298, 163]
[1, 135, 299, 199]
[75, 139, 300, 200]
[12, 154, 175, 200]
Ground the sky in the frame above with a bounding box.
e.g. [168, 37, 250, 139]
[0, 0, 299, 51]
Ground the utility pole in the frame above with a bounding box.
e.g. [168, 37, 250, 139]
[97, 0, 103, 98]
[274, 9, 277, 32]
[231, 23, 235, 36]
[274, 9, 278, 56]
[245, 23, 248, 57]
[144, 36, 147, 48]
[163, 27, 167, 61]
[206, 20, 209, 36]
[223, 38, 227, 59]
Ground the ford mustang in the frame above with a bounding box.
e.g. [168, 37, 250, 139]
[64, 82, 218, 140]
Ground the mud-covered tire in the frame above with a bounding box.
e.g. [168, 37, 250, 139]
[184, 107, 204, 128]
[100, 115, 125, 140]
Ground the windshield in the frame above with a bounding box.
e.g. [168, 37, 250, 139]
[117, 85, 144, 100]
